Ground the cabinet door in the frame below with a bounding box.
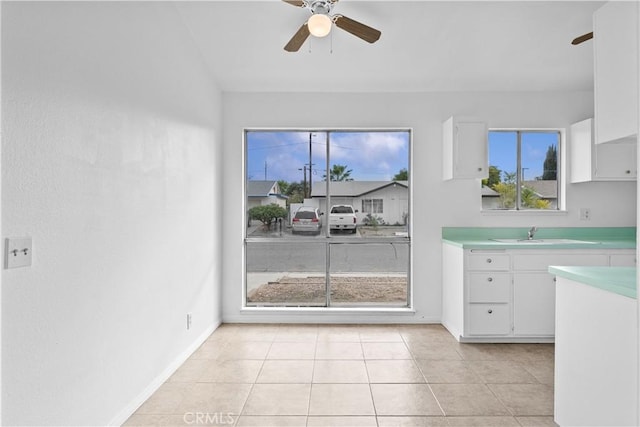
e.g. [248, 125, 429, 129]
[594, 1, 638, 144]
[454, 122, 488, 179]
[569, 118, 594, 183]
[443, 117, 488, 180]
[513, 273, 555, 336]
[594, 142, 637, 180]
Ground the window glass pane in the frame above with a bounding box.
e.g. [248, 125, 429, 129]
[329, 243, 409, 307]
[328, 131, 409, 237]
[519, 132, 558, 210]
[246, 241, 326, 306]
[485, 131, 517, 210]
[246, 131, 326, 239]
[484, 130, 560, 211]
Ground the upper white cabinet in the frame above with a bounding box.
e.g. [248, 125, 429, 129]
[593, 1, 638, 144]
[442, 116, 488, 180]
[570, 118, 636, 182]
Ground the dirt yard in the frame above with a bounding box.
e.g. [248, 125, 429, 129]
[247, 275, 407, 304]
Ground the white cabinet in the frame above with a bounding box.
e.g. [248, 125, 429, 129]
[570, 118, 636, 182]
[555, 276, 638, 426]
[593, 1, 638, 144]
[466, 253, 511, 336]
[511, 252, 608, 337]
[513, 273, 556, 336]
[442, 116, 488, 180]
[442, 244, 633, 342]
[610, 252, 637, 267]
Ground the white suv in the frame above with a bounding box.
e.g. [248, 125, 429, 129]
[292, 207, 323, 235]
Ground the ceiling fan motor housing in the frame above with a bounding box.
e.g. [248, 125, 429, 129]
[310, 0, 333, 16]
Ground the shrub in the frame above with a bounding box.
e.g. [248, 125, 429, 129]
[363, 213, 385, 229]
[248, 204, 287, 227]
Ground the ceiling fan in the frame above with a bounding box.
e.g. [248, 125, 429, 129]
[282, 0, 381, 52]
[571, 31, 593, 45]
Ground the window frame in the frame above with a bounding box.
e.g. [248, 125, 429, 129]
[243, 128, 414, 310]
[362, 198, 384, 214]
[482, 128, 565, 213]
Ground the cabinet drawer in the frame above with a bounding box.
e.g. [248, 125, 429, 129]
[610, 254, 637, 267]
[467, 304, 511, 335]
[467, 253, 509, 271]
[468, 273, 510, 303]
[512, 253, 608, 271]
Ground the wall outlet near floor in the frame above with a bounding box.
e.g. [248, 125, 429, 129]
[186, 313, 192, 330]
[580, 208, 591, 220]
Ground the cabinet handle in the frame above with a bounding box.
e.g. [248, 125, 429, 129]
[486, 258, 492, 263]
[487, 277, 493, 282]
[487, 309, 493, 314]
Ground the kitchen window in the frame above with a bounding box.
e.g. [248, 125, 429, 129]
[482, 130, 561, 211]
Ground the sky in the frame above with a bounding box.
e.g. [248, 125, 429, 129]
[488, 131, 559, 181]
[246, 130, 410, 183]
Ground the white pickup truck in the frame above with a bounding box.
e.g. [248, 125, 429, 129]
[329, 205, 358, 233]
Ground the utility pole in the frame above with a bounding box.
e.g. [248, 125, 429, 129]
[299, 165, 307, 199]
[264, 161, 267, 180]
[309, 133, 313, 199]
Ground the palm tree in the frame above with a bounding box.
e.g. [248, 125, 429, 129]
[324, 164, 354, 181]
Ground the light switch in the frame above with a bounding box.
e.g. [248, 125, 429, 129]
[6, 237, 32, 269]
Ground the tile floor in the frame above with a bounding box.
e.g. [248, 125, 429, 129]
[124, 324, 557, 427]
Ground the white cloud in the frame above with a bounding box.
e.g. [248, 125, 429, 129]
[247, 130, 409, 183]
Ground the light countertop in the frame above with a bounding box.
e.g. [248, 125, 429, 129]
[442, 227, 635, 250]
[549, 266, 636, 299]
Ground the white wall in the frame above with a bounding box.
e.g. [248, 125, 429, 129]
[1, 2, 222, 425]
[222, 91, 636, 323]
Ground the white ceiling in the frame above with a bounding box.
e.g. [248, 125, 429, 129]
[175, 1, 603, 93]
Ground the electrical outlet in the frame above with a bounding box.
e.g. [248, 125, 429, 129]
[580, 208, 591, 221]
[5, 237, 32, 269]
[186, 313, 192, 330]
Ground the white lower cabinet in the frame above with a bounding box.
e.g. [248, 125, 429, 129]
[513, 273, 556, 336]
[442, 244, 634, 342]
[467, 304, 511, 336]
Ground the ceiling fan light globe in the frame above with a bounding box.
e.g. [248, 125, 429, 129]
[308, 13, 332, 37]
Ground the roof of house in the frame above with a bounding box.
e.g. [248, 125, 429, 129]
[311, 181, 408, 198]
[247, 180, 283, 198]
[481, 186, 500, 197]
[522, 180, 558, 199]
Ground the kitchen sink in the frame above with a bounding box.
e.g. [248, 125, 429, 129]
[491, 238, 601, 244]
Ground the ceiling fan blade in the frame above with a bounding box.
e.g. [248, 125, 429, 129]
[284, 23, 311, 52]
[571, 31, 593, 45]
[334, 15, 381, 44]
[282, 0, 306, 7]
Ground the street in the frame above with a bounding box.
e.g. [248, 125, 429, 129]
[246, 240, 410, 273]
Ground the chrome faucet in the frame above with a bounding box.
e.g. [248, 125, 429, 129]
[527, 226, 538, 240]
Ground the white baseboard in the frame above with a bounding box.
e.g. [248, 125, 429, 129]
[109, 319, 221, 426]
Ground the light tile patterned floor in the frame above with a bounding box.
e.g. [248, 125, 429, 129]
[124, 324, 557, 427]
